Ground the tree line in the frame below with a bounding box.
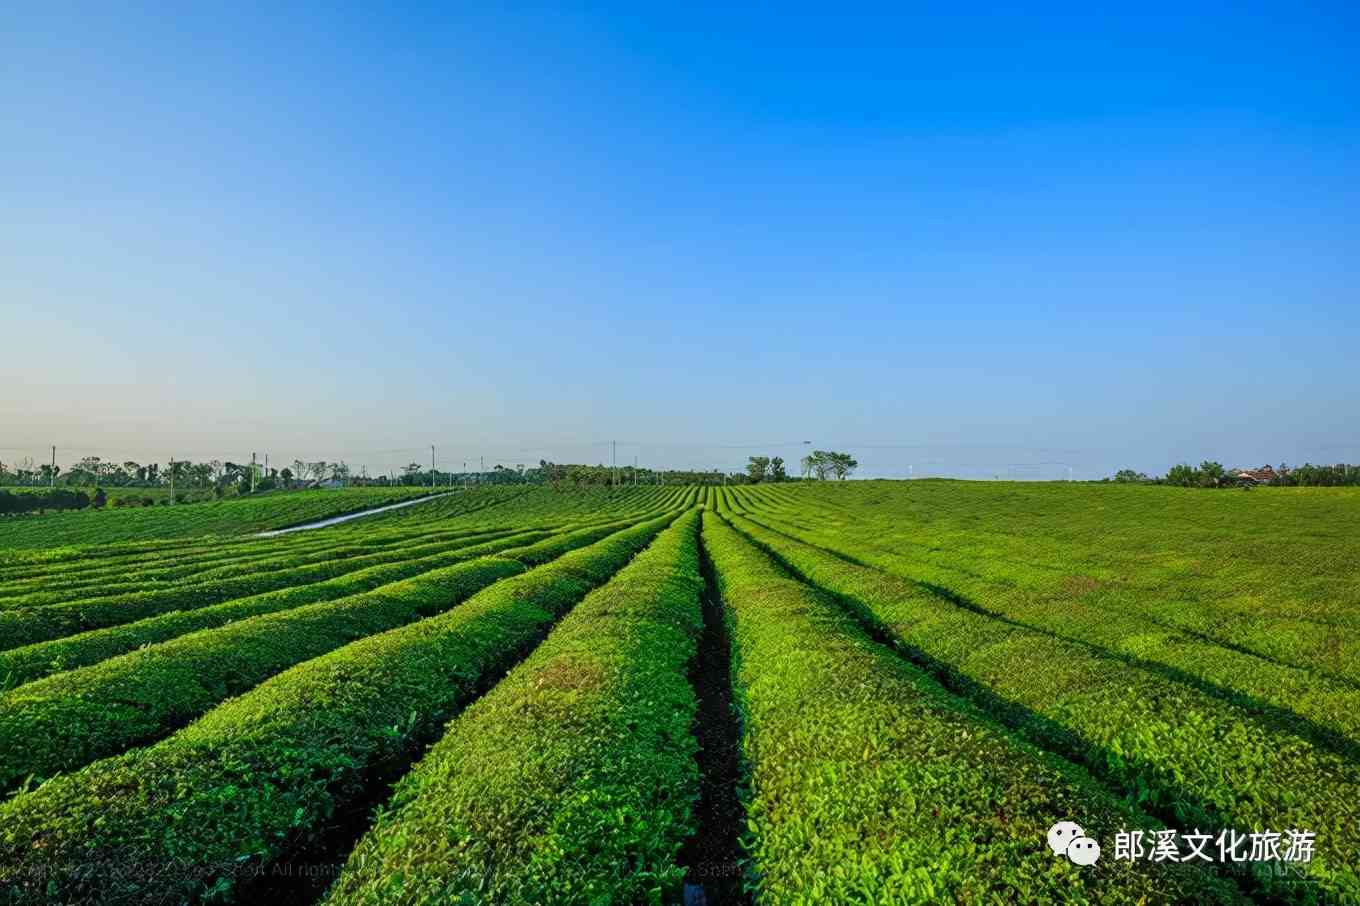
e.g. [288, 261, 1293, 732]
[0, 488, 104, 516]
[0, 447, 867, 510]
[0, 456, 364, 498]
[1109, 462, 1360, 488]
[392, 452, 861, 489]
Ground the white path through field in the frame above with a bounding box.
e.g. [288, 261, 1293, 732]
[256, 491, 455, 537]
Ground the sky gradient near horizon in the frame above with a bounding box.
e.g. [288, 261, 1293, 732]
[3, 2, 1357, 479]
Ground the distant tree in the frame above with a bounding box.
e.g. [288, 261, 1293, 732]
[280, 467, 294, 488]
[770, 456, 787, 482]
[1164, 463, 1197, 487]
[828, 451, 858, 480]
[801, 450, 858, 480]
[1113, 469, 1150, 483]
[71, 456, 102, 486]
[1197, 461, 1226, 487]
[808, 451, 833, 480]
[92, 487, 108, 508]
[746, 456, 771, 483]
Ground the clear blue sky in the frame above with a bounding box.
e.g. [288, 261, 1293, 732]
[3, 2, 1357, 478]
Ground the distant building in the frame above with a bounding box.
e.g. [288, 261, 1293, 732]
[1235, 465, 1282, 484]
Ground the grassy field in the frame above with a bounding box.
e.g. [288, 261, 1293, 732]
[0, 481, 1355, 904]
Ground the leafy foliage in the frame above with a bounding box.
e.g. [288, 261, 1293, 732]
[0, 514, 678, 905]
[325, 510, 704, 905]
[701, 511, 1236, 904]
[720, 486, 1360, 902]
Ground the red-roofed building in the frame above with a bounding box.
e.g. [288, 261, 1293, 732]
[1235, 465, 1284, 484]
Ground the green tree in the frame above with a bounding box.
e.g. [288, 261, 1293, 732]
[829, 451, 859, 480]
[746, 456, 771, 483]
[1164, 463, 1197, 487]
[770, 456, 787, 481]
[1198, 461, 1226, 487]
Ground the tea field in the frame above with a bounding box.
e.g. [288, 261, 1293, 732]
[0, 487, 443, 551]
[0, 481, 1356, 904]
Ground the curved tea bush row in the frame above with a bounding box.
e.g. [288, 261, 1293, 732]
[0, 534, 271, 585]
[732, 502, 1360, 757]
[325, 509, 704, 906]
[732, 484, 1360, 686]
[0, 524, 571, 650]
[0, 526, 519, 610]
[721, 511, 1360, 902]
[0, 505, 544, 601]
[0, 486, 529, 586]
[0, 512, 679, 906]
[0, 487, 441, 551]
[0, 530, 557, 691]
[0, 519, 658, 793]
[700, 512, 1237, 904]
[0, 557, 517, 796]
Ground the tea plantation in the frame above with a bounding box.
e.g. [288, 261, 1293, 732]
[1, 481, 1355, 904]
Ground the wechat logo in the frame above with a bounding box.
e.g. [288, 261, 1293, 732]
[1048, 821, 1101, 866]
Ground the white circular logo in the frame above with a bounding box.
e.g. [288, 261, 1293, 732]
[1047, 821, 1084, 856]
[1066, 836, 1101, 866]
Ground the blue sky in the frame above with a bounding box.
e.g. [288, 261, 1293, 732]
[2, 2, 1357, 478]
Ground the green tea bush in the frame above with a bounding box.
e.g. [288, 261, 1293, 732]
[721, 509, 1360, 902]
[0, 519, 657, 793]
[0, 513, 678, 905]
[325, 509, 704, 905]
[0, 530, 553, 690]
[700, 512, 1238, 905]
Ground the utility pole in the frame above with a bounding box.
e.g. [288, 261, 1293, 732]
[633, 454, 637, 486]
[612, 440, 616, 489]
[431, 445, 436, 489]
[463, 461, 468, 489]
[169, 457, 175, 504]
[479, 455, 484, 485]
[50, 445, 56, 489]
[250, 452, 257, 494]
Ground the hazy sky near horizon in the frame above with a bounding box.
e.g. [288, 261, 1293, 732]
[3, 2, 1357, 479]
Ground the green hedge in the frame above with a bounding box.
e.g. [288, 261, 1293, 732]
[0, 530, 555, 691]
[0, 520, 519, 606]
[0, 519, 656, 794]
[721, 510, 1360, 903]
[701, 512, 1238, 905]
[325, 509, 704, 905]
[0, 512, 677, 905]
[0, 487, 442, 550]
[0, 528, 543, 650]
